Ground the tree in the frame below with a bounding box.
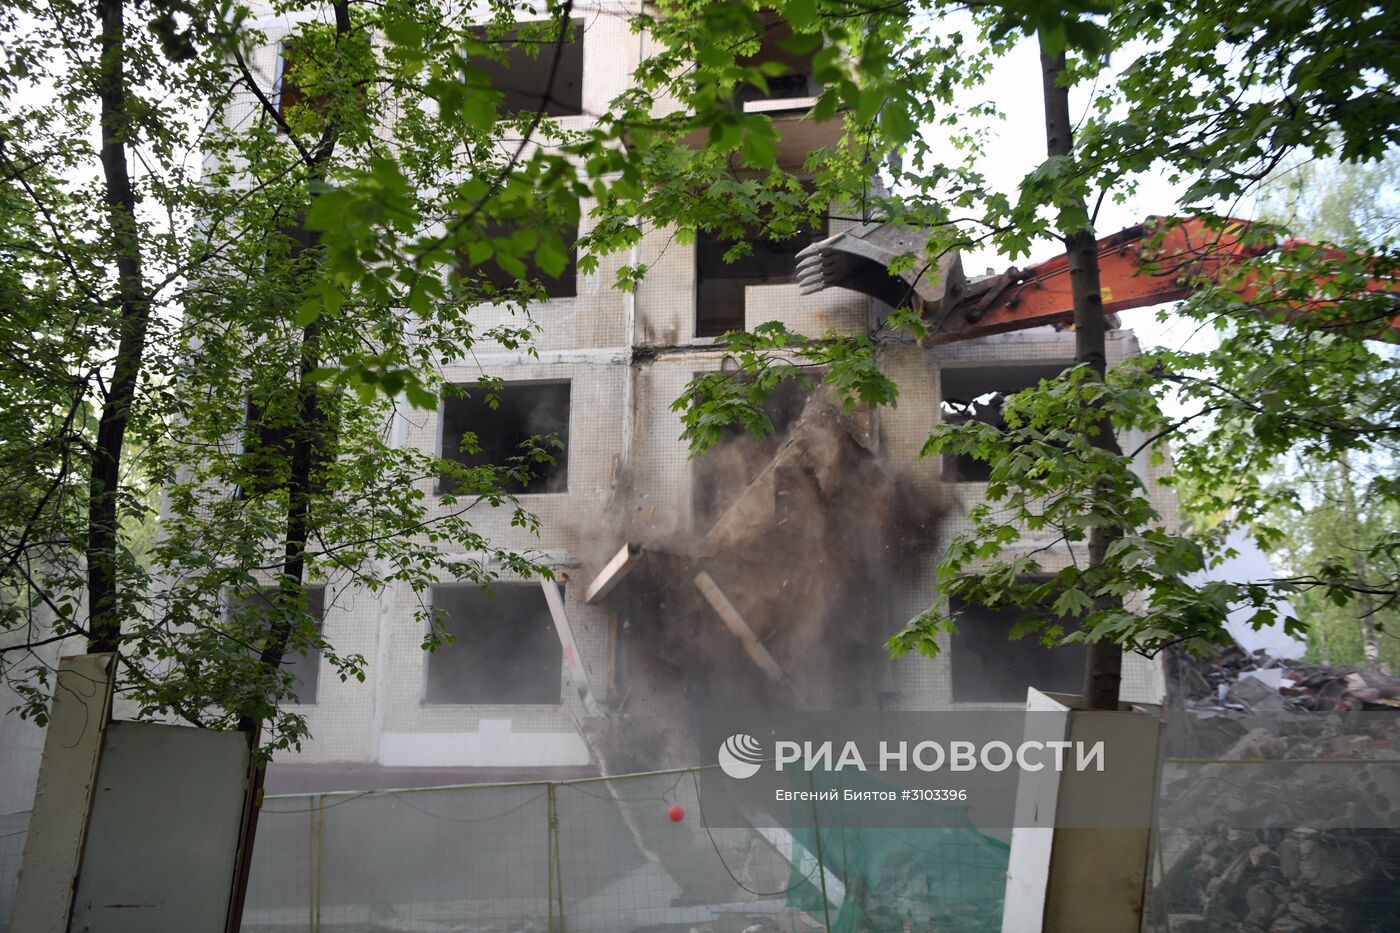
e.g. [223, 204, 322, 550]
[0, 0, 595, 754]
[1035, 27, 1126, 710]
[1270, 455, 1400, 669]
[0, 3, 605, 920]
[0, 0, 219, 713]
[1254, 154, 1400, 670]
[903, 4, 1397, 703]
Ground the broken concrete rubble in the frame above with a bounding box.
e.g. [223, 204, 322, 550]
[1167, 640, 1400, 713]
[1161, 823, 1400, 933]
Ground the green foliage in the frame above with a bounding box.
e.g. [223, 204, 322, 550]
[673, 322, 896, 452]
[887, 364, 1306, 661]
[882, 219, 1396, 664]
[1242, 153, 1400, 667]
[0, 0, 579, 751]
[1270, 458, 1400, 669]
[3, 0, 1397, 750]
[1088, 0, 1398, 204]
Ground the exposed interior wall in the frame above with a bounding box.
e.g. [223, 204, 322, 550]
[689, 375, 810, 524]
[940, 361, 1071, 482]
[462, 212, 580, 299]
[948, 594, 1088, 703]
[695, 219, 828, 337]
[734, 15, 819, 105]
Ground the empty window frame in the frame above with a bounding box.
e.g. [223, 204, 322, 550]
[948, 593, 1087, 704]
[939, 363, 1070, 482]
[735, 15, 818, 106]
[425, 584, 563, 705]
[228, 586, 327, 705]
[468, 21, 584, 116]
[439, 381, 571, 495]
[461, 211, 580, 299]
[274, 43, 301, 121]
[695, 218, 829, 338]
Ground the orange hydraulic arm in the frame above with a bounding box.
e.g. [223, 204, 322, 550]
[794, 216, 1397, 345]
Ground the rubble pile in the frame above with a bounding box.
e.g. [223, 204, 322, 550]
[1161, 826, 1400, 933]
[1168, 641, 1400, 713]
[1158, 645, 1400, 932]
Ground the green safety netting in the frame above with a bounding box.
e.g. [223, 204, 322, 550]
[784, 773, 1010, 933]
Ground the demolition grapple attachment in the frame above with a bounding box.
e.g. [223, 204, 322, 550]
[794, 221, 967, 332]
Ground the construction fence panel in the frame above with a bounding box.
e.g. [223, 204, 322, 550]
[0, 809, 28, 933]
[241, 767, 1012, 932]
[1143, 712, 1400, 932]
[244, 781, 553, 931]
[16, 714, 1400, 932]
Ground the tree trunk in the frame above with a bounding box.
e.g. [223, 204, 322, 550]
[1039, 43, 1125, 711]
[239, 314, 324, 738]
[87, 0, 151, 654]
[1339, 453, 1382, 669]
[227, 6, 349, 925]
[227, 296, 327, 933]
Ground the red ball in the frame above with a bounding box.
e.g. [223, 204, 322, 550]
[667, 805, 686, 822]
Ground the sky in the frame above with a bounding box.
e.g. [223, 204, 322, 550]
[903, 25, 1245, 359]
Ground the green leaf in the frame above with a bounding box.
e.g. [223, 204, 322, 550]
[466, 240, 493, 266]
[383, 16, 423, 49]
[785, 0, 817, 30]
[294, 299, 322, 328]
[1038, 23, 1068, 58]
[881, 98, 915, 144]
[740, 120, 778, 170]
[404, 383, 438, 410]
[535, 236, 568, 278]
[461, 92, 498, 132]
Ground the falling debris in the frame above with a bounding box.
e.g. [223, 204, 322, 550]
[566, 390, 941, 916]
[541, 579, 601, 716]
[580, 387, 939, 778]
[585, 543, 643, 604]
[693, 571, 787, 685]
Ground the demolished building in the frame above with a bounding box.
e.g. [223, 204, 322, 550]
[220, 3, 1171, 796]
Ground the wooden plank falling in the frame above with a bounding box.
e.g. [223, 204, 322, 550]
[584, 543, 642, 605]
[541, 579, 601, 715]
[693, 571, 785, 683]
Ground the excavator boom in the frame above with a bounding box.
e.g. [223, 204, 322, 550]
[795, 216, 1396, 344]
